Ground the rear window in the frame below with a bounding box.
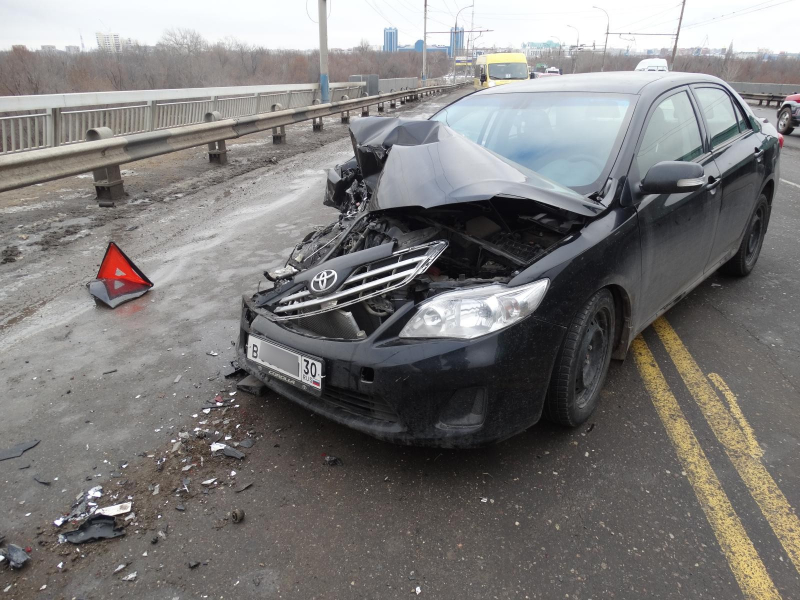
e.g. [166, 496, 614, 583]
[430, 92, 635, 195]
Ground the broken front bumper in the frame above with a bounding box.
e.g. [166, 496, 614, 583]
[237, 295, 566, 448]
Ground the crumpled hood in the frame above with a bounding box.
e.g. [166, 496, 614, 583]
[348, 117, 605, 218]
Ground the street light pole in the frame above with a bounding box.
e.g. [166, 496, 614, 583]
[567, 25, 579, 74]
[318, 0, 330, 104]
[593, 5, 609, 71]
[671, 0, 687, 69]
[452, 4, 473, 84]
[422, 0, 427, 80]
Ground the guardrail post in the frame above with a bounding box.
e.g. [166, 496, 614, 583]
[85, 127, 124, 207]
[390, 99, 396, 109]
[378, 102, 384, 113]
[203, 111, 228, 165]
[400, 94, 406, 105]
[361, 103, 370, 117]
[340, 95, 350, 123]
[46, 107, 61, 147]
[270, 103, 286, 144]
[312, 99, 323, 131]
[211, 96, 219, 112]
[148, 100, 158, 132]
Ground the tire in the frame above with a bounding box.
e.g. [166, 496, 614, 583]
[777, 107, 794, 135]
[721, 194, 770, 277]
[546, 289, 615, 427]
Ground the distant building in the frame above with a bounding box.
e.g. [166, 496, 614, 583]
[397, 40, 448, 53]
[40, 45, 57, 53]
[522, 40, 560, 58]
[449, 27, 464, 57]
[65, 45, 81, 54]
[96, 32, 132, 53]
[383, 27, 398, 53]
[11, 45, 27, 51]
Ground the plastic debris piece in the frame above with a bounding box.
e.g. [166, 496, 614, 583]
[235, 482, 253, 493]
[236, 375, 267, 396]
[174, 374, 182, 384]
[103, 369, 118, 375]
[188, 561, 200, 569]
[0, 439, 40, 462]
[6, 544, 30, 569]
[231, 508, 245, 523]
[33, 475, 51, 486]
[176, 504, 186, 512]
[60, 515, 125, 544]
[151, 484, 160, 496]
[416, 586, 422, 595]
[95, 502, 132, 517]
[222, 361, 245, 379]
[323, 455, 343, 466]
[206, 351, 219, 356]
[122, 571, 137, 581]
[201, 478, 217, 486]
[238, 438, 255, 449]
[114, 563, 127, 573]
[87, 242, 153, 308]
[210, 442, 245, 459]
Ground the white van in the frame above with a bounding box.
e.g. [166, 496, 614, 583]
[634, 58, 668, 72]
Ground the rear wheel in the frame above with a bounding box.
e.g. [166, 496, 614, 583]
[721, 194, 770, 277]
[546, 289, 615, 427]
[778, 108, 794, 135]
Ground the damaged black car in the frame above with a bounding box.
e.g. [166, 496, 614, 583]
[237, 72, 781, 448]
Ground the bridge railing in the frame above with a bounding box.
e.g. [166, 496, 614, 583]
[729, 81, 800, 107]
[0, 82, 365, 155]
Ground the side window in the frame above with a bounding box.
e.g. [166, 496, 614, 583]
[732, 97, 751, 132]
[695, 87, 740, 148]
[636, 91, 703, 176]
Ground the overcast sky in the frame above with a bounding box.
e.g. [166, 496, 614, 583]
[0, 0, 795, 54]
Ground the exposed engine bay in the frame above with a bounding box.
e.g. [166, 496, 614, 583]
[250, 117, 598, 340]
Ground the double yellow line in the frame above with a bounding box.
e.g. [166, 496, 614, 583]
[633, 317, 800, 600]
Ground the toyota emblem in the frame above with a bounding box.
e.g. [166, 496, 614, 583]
[310, 269, 338, 294]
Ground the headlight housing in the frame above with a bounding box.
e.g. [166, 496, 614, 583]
[399, 279, 549, 340]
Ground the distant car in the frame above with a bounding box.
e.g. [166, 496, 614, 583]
[777, 93, 800, 135]
[635, 58, 669, 72]
[238, 72, 780, 448]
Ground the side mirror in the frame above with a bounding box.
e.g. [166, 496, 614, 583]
[529, 72, 535, 79]
[479, 74, 486, 83]
[640, 161, 705, 195]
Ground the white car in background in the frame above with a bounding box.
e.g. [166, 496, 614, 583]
[635, 58, 669, 72]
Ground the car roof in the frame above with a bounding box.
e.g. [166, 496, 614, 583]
[481, 71, 727, 96]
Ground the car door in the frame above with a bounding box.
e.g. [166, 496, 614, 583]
[631, 88, 722, 327]
[691, 85, 762, 270]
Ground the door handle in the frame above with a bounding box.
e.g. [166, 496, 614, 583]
[754, 147, 765, 161]
[705, 176, 721, 192]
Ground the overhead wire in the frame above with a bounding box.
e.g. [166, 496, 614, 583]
[683, 0, 795, 29]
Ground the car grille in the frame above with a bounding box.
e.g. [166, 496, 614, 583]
[271, 241, 447, 320]
[322, 385, 400, 423]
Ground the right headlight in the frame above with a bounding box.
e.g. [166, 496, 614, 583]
[399, 279, 549, 340]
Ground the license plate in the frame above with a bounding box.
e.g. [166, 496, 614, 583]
[246, 335, 323, 395]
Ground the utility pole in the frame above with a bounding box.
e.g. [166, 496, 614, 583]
[567, 25, 579, 74]
[422, 0, 427, 80]
[318, 0, 330, 104]
[671, 0, 687, 69]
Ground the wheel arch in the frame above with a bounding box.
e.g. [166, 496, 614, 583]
[606, 283, 634, 360]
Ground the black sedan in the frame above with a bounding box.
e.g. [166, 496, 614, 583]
[237, 72, 781, 448]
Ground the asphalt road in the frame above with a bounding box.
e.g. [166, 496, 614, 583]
[0, 93, 798, 599]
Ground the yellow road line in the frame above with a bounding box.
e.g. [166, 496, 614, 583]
[632, 337, 781, 600]
[653, 317, 800, 577]
[708, 372, 763, 458]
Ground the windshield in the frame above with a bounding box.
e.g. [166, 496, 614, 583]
[488, 62, 528, 80]
[430, 92, 635, 195]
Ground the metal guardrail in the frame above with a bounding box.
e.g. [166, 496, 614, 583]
[0, 83, 464, 197]
[0, 82, 365, 155]
[729, 82, 800, 107]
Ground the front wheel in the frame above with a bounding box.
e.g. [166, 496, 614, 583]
[777, 108, 794, 135]
[546, 289, 615, 427]
[721, 194, 770, 277]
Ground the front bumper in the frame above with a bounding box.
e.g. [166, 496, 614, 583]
[237, 296, 566, 448]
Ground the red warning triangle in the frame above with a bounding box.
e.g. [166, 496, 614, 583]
[96, 242, 153, 287]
